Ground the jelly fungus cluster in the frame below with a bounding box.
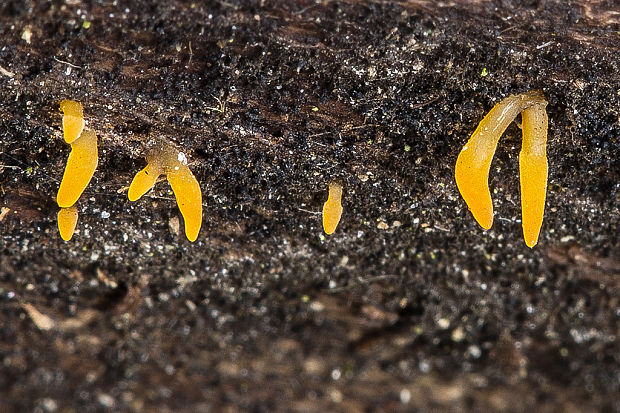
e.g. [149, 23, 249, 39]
[455, 90, 549, 248]
[55, 90, 550, 249]
[128, 144, 203, 242]
[56, 100, 98, 241]
[56, 101, 203, 242]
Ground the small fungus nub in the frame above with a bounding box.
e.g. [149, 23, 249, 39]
[455, 90, 549, 247]
[58, 205, 79, 241]
[323, 182, 343, 235]
[59, 99, 85, 144]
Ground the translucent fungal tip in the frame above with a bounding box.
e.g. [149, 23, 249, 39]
[59, 99, 85, 144]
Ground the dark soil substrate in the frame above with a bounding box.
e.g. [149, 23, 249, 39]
[0, 1, 618, 412]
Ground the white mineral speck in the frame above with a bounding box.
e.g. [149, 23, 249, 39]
[97, 393, 115, 408]
[467, 345, 481, 358]
[400, 389, 411, 404]
[419, 360, 431, 373]
[331, 369, 341, 380]
[437, 318, 450, 329]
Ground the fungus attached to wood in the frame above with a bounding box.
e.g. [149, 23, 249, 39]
[127, 162, 163, 202]
[323, 182, 343, 235]
[59, 99, 85, 144]
[128, 144, 202, 242]
[519, 101, 548, 248]
[455, 90, 548, 247]
[57, 129, 98, 208]
[57, 205, 78, 241]
[55, 99, 98, 241]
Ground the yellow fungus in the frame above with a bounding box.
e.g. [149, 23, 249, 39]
[55, 100, 97, 241]
[59, 99, 85, 144]
[167, 165, 202, 242]
[58, 205, 78, 241]
[455, 90, 548, 247]
[57, 129, 98, 208]
[323, 182, 343, 235]
[128, 162, 163, 201]
[128, 144, 202, 242]
[520, 102, 548, 248]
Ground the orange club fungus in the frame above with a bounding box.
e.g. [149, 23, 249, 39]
[322, 182, 343, 235]
[455, 90, 549, 248]
[59, 99, 85, 144]
[57, 205, 78, 241]
[56, 100, 98, 241]
[128, 143, 202, 242]
[56, 129, 98, 208]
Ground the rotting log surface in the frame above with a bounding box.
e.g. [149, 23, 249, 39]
[0, 1, 619, 412]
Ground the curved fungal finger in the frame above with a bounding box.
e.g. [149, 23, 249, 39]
[455, 95, 525, 229]
[57, 129, 98, 208]
[455, 91, 546, 229]
[130, 143, 203, 241]
[59, 99, 85, 144]
[58, 205, 78, 241]
[520, 101, 548, 248]
[323, 182, 343, 235]
[128, 162, 163, 201]
[166, 165, 202, 242]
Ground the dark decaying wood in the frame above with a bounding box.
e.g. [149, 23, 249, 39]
[0, 1, 618, 411]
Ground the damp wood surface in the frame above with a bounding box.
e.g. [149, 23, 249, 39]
[0, 1, 619, 412]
